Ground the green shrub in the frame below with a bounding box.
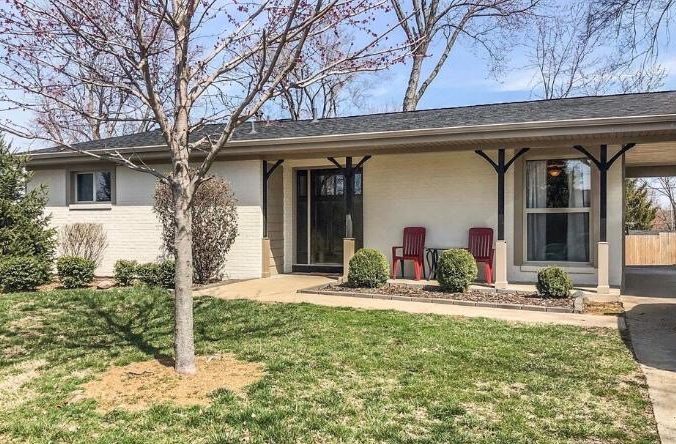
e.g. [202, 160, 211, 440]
[157, 260, 175, 289]
[0, 137, 57, 262]
[536, 267, 573, 298]
[113, 260, 138, 286]
[136, 262, 160, 287]
[437, 249, 478, 293]
[0, 256, 50, 292]
[56, 256, 95, 289]
[137, 260, 174, 288]
[347, 248, 389, 288]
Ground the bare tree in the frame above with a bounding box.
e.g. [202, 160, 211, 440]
[0, 0, 405, 374]
[32, 56, 159, 143]
[390, 0, 538, 111]
[588, 0, 675, 69]
[274, 33, 377, 120]
[529, 0, 670, 99]
[650, 177, 676, 231]
[532, 3, 605, 99]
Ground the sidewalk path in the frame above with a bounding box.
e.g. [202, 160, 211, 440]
[196, 274, 619, 328]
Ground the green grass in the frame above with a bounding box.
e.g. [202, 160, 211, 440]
[0, 287, 658, 443]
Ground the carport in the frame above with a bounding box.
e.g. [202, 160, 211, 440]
[623, 142, 676, 296]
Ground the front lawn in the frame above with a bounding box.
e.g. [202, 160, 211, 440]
[0, 288, 657, 443]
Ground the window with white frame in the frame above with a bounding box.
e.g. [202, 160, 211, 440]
[525, 158, 591, 263]
[74, 171, 112, 203]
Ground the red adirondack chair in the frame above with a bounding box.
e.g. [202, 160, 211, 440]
[468, 227, 494, 285]
[392, 227, 426, 281]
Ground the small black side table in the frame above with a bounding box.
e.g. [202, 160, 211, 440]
[425, 247, 464, 280]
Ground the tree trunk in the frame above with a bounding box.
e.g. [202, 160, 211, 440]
[402, 53, 423, 111]
[172, 182, 197, 375]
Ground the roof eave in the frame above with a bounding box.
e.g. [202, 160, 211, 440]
[26, 114, 676, 165]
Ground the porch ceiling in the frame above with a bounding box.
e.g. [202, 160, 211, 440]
[625, 142, 676, 167]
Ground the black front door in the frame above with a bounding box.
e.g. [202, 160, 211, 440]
[295, 168, 363, 271]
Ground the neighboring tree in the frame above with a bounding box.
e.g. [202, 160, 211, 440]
[390, 0, 538, 111]
[0, 0, 404, 374]
[625, 178, 657, 232]
[528, 0, 670, 99]
[588, 0, 675, 70]
[275, 33, 376, 120]
[59, 223, 109, 266]
[650, 177, 676, 231]
[0, 136, 56, 262]
[154, 178, 238, 285]
[654, 208, 675, 231]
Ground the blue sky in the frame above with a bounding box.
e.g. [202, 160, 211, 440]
[363, 42, 676, 112]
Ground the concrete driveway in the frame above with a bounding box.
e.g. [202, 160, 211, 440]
[622, 266, 676, 443]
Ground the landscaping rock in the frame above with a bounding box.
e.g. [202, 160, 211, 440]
[96, 280, 116, 290]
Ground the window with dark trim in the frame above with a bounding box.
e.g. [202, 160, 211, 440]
[525, 159, 591, 263]
[74, 171, 112, 203]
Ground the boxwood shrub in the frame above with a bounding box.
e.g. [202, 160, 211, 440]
[114, 260, 138, 286]
[347, 248, 389, 288]
[536, 267, 573, 298]
[136, 263, 160, 287]
[56, 256, 96, 289]
[137, 260, 174, 289]
[437, 248, 478, 293]
[157, 260, 175, 289]
[0, 256, 50, 292]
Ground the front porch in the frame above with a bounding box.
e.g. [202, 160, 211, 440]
[249, 96, 676, 296]
[261, 145, 631, 294]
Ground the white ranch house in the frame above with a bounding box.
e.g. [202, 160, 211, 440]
[26, 91, 676, 294]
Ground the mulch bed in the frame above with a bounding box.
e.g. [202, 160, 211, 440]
[312, 282, 576, 311]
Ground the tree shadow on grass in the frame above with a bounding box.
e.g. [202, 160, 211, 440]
[192, 298, 307, 346]
[36, 290, 176, 365]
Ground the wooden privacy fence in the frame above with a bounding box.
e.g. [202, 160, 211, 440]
[625, 232, 676, 266]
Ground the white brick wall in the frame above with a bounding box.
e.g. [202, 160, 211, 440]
[282, 151, 624, 286]
[31, 160, 263, 279]
[31, 149, 625, 286]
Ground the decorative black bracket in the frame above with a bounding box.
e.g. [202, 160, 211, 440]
[475, 148, 530, 240]
[262, 159, 284, 238]
[572, 143, 635, 242]
[327, 156, 371, 238]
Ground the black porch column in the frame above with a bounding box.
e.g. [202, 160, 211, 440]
[497, 149, 505, 240]
[262, 159, 284, 238]
[475, 148, 530, 240]
[599, 146, 608, 242]
[476, 147, 530, 289]
[328, 155, 371, 276]
[328, 155, 371, 240]
[572, 143, 635, 294]
[572, 143, 635, 243]
[345, 156, 354, 238]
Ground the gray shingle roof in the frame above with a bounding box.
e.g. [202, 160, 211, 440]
[29, 90, 676, 155]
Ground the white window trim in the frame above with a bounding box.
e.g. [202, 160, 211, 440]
[74, 171, 111, 204]
[522, 157, 593, 266]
